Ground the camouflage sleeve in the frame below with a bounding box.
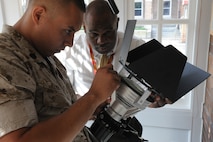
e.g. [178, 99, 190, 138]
[0, 49, 38, 137]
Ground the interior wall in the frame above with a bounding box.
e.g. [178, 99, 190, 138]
[202, 2, 213, 142]
[203, 34, 213, 142]
[114, 0, 127, 32]
[1, 0, 22, 26]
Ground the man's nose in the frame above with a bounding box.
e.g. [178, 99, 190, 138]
[64, 34, 74, 47]
[97, 35, 106, 44]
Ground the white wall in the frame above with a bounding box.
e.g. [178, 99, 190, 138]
[114, 0, 127, 32]
[0, 0, 22, 26]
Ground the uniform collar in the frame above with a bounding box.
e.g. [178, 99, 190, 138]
[2, 25, 52, 68]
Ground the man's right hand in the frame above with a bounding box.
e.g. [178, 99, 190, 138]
[88, 64, 121, 104]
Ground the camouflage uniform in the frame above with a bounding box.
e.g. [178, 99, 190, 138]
[0, 25, 91, 142]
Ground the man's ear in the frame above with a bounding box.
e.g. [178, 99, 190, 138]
[32, 6, 46, 25]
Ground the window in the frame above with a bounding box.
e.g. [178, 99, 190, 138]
[134, 0, 143, 19]
[131, 0, 191, 109]
[163, 0, 171, 18]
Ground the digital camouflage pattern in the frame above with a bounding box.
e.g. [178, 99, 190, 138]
[0, 25, 90, 142]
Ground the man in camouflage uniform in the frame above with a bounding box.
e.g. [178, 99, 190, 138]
[0, 0, 120, 142]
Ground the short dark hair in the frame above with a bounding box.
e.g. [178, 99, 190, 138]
[85, 0, 117, 21]
[28, 0, 86, 12]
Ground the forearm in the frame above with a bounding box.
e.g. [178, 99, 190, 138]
[0, 92, 99, 142]
[0, 64, 120, 142]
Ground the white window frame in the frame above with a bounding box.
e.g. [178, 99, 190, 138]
[124, 0, 195, 118]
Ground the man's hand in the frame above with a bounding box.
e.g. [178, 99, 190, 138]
[148, 94, 173, 108]
[88, 64, 121, 105]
